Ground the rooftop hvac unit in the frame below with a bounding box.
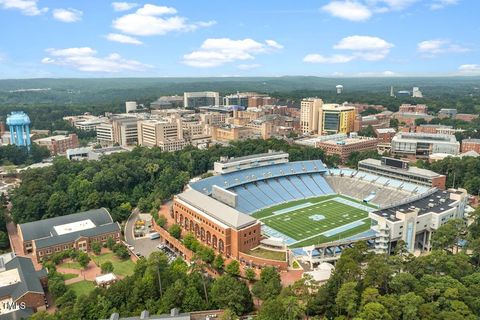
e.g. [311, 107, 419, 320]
[440, 199, 446, 203]
[390, 215, 396, 220]
[428, 203, 435, 207]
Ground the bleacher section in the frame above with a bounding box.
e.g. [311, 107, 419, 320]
[188, 159, 435, 215]
[190, 160, 328, 195]
[325, 169, 432, 207]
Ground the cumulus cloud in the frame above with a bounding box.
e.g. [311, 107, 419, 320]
[111, 2, 138, 12]
[112, 4, 215, 36]
[430, 0, 459, 10]
[303, 54, 354, 64]
[41, 47, 149, 73]
[321, 0, 430, 21]
[182, 38, 283, 68]
[458, 64, 480, 74]
[52, 8, 82, 22]
[0, 0, 48, 16]
[321, 1, 372, 22]
[417, 39, 469, 57]
[305, 35, 394, 64]
[106, 33, 143, 45]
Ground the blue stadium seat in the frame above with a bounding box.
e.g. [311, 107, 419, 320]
[256, 181, 284, 203]
[299, 175, 324, 195]
[289, 176, 314, 197]
[266, 179, 295, 201]
[278, 177, 304, 198]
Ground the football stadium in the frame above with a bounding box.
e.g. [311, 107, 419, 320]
[169, 151, 468, 269]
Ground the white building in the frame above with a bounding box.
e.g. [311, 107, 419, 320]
[391, 133, 460, 159]
[184, 92, 219, 109]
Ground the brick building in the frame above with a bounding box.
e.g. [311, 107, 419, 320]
[18, 208, 121, 262]
[375, 128, 396, 143]
[172, 189, 261, 259]
[312, 134, 379, 162]
[0, 254, 48, 318]
[33, 134, 79, 155]
[462, 139, 480, 153]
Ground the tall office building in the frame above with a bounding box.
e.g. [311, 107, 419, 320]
[184, 92, 220, 109]
[137, 119, 187, 152]
[6, 111, 31, 148]
[319, 104, 356, 135]
[300, 98, 323, 134]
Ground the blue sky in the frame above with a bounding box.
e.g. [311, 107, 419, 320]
[0, 0, 478, 78]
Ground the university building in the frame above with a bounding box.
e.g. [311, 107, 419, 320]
[17, 208, 121, 262]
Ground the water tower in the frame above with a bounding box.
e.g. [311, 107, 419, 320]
[6, 111, 31, 148]
[336, 85, 344, 94]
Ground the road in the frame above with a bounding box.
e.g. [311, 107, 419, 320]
[124, 209, 162, 258]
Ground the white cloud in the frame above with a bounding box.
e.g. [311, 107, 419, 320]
[417, 39, 469, 57]
[111, 2, 138, 12]
[354, 70, 400, 76]
[183, 38, 282, 68]
[321, 1, 372, 22]
[112, 4, 215, 36]
[334, 35, 394, 60]
[106, 33, 143, 45]
[430, 0, 458, 10]
[303, 54, 354, 64]
[304, 35, 393, 64]
[458, 64, 480, 74]
[237, 64, 261, 70]
[0, 0, 47, 16]
[52, 8, 82, 23]
[322, 0, 423, 21]
[41, 47, 149, 73]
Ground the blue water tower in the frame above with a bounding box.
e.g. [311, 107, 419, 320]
[6, 111, 31, 148]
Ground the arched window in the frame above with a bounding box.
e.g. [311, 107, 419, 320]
[218, 239, 224, 253]
[212, 235, 217, 248]
[179, 214, 184, 225]
[195, 224, 200, 237]
[190, 221, 194, 232]
[184, 218, 189, 230]
[200, 227, 205, 241]
[206, 231, 211, 244]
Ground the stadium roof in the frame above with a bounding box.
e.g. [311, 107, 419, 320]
[217, 151, 287, 164]
[372, 190, 457, 222]
[359, 158, 442, 178]
[177, 189, 257, 230]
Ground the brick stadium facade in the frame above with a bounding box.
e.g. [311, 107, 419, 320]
[172, 191, 261, 259]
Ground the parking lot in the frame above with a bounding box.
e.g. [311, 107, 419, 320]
[124, 210, 163, 258]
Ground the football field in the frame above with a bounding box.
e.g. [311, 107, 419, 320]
[252, 195, 373, 248]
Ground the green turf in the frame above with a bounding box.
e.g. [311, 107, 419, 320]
[58, 261, 82, 270]
[62, 273, 78, 281]
[246, 248, 286, 261]
[251, 194, 376, 219]
[289, 218, 371, 248]
[91, 252, 135, 277]
[254, 194, 373, 247]
[67, 280, 95, 296]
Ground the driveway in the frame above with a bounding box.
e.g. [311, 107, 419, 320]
[124, 209, 162, 258]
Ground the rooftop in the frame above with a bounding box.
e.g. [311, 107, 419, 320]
[217, 151, 287, 164]
[358, 158, 442, 178]
[18, 208, 120, 248]
[34, 135, 72, 143]
[177, 189, 257, 230]
[393, 133, 458, 143]
[372, 190, 457, 222]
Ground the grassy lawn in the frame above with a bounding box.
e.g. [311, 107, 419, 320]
[67, 280, 95, 297]
[62, 273, 78, 281]
[247, 248, 286, 261]
[91, 252, 135, 277]
[58, 261, 82, 270]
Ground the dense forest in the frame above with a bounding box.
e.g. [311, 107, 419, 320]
[417, 156, 480, 195]
[30, 207, 480, 320]
[1, 77, 479, 130]
[8, 139, 326, 224]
